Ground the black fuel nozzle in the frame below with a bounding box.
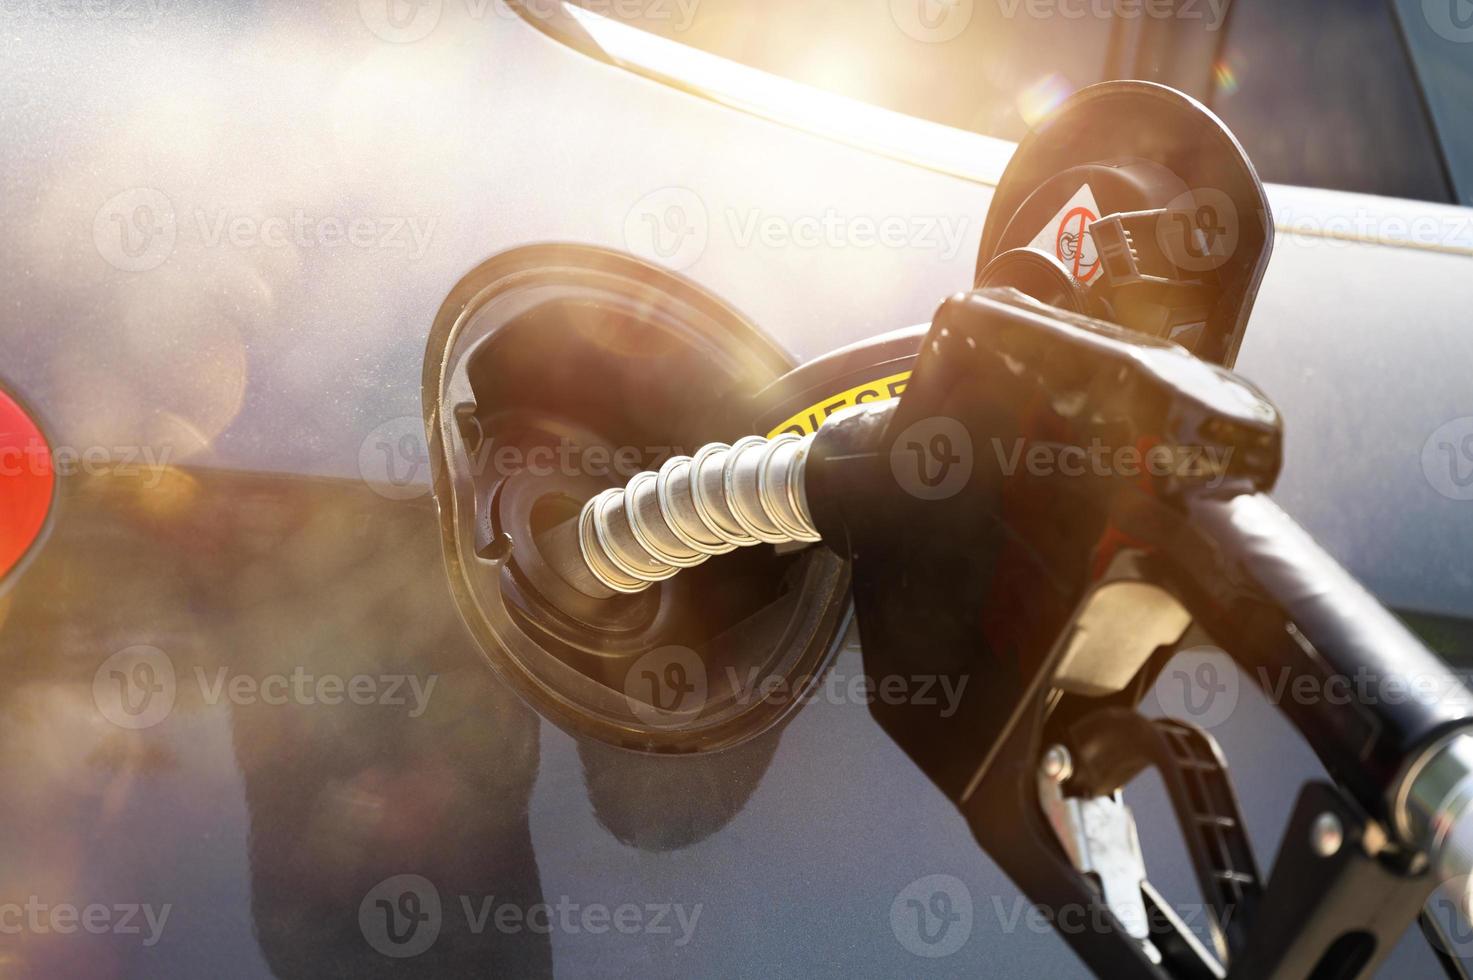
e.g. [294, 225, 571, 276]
[796, 287, 1473, 979]
[549, 281, 1473, 976]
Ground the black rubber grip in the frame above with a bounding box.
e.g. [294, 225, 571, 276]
[1163, 490, 1473, 823]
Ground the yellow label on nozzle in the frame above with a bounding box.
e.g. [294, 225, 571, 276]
[764, 370, 912, 439]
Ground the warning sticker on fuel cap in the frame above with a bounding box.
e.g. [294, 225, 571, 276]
[1027, 183, 1103, 283]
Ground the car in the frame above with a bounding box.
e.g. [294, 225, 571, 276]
[1, 1, 1470, 977]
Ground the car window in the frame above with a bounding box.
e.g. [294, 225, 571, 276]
[570, 0, 1459, 203]
[1208, 0, 1451, 202]
[1392, 0, 1473, 206]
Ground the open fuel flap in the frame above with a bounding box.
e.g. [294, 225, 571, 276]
[423, 244, 850, 752]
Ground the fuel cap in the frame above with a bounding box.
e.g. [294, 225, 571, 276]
[424, 245, 850, 753]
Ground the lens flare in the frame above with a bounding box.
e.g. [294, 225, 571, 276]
[1017, 73, 1075, 128]
[1213, 60, 1240, 96]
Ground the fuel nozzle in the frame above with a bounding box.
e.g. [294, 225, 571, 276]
[1400, 732, 1473, 919]
[573, 433, 820, 595]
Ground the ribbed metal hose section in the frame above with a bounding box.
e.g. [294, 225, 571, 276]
[578, 433, 821, 594]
